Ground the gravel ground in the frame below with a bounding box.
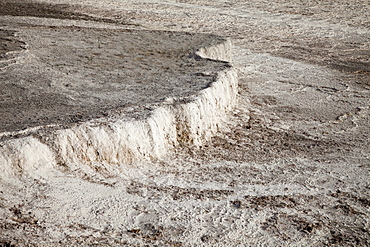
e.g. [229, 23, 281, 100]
[0, 0, 369, 246]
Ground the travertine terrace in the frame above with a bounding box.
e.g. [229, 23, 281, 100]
[0, 0, 369, 246]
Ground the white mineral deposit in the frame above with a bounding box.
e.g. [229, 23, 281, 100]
[0, 0, 369, 246]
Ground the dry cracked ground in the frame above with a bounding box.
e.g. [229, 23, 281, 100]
[0, 0, 369, 246]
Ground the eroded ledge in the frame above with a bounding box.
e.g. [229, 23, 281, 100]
[0, 26, 237, 180]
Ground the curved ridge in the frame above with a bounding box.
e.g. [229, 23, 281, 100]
[0, 38, 238, 180]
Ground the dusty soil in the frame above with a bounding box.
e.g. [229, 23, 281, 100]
[0, 0, 369, 246]
[0, 0, 136, 25]
[0, 30, 25, 60]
